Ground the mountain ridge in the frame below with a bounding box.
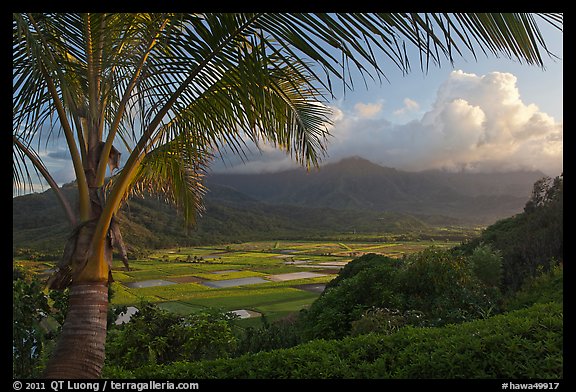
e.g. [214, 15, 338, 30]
[13, 157, 545, 251]
[205, 156, 544, 220]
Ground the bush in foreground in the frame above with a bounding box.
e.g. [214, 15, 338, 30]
[105, 302, 238, 370]
[104, 301, 562, 379]
[13, 266, 50, 378]
[504, 264, 563, 311]
[299, 248, 499, 340]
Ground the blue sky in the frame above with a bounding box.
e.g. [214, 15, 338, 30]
[16, 16, 563, 195]
[213, 19, 563, 176]
[336, 20, 563, 123]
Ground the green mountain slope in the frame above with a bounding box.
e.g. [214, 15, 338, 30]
[13, 157, 544, 251]
[13, 183, 448, 251]
[207, 157, 544, 222]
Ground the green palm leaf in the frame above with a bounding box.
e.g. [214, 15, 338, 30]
[123, 138, 210, 226]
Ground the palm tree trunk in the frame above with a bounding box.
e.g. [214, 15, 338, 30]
[43, 282, 109, 379]
[43, 184, 116, 378]
[43, 136, 114, 378]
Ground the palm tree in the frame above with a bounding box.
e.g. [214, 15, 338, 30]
[13, 13, 561, 379]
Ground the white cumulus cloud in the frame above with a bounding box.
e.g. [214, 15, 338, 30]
[393, 98, 420, 116]
[353, 101, 383, 118]
[326, 70, 563, 175]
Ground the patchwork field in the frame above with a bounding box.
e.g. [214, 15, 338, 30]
[108, 239, 458, 323]
[15, 239, 459, 325]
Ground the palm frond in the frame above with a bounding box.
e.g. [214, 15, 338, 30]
[153, 38, 332, 170]
[117, 139, 211, 226]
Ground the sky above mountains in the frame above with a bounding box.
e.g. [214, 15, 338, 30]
[214, 67, 563, 176]
[325, 68, 562, 175]
[212, 21, 563, 176]
[22, 17, 563, 195]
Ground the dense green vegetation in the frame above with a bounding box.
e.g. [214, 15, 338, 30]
[106, 303, 238, 369]
[16, 237, 562, 379]
[457, 174, 563, 292]
[504, 265, 563, 311]
[14, 236, 563, 379]
[298, 247, 501, 341]
[103, 302, 562, 379]
[13, 266, 51, 378]
[103, 227, 561, 378]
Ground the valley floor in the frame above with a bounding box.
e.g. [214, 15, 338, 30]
[16, 239, 459, 324]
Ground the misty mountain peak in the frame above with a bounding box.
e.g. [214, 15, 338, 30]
[321, 156, 396, 175]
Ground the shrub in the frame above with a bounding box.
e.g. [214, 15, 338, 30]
[235, 313, 302, 355]
[300, 248, 500, 339]
[13, 266, 50, 378]
[324, 253, 400, 290]
[396, 247, 498, 326]
[103, 302, 562, 379]
[505, 264, 563, 311]
[105, 302, 238, 370]
[350, 307, 425, 336]
[299, 256, 402, 340]
[469, 243, 503, 288]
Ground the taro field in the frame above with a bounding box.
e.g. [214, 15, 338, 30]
[15, 239, 458, 327]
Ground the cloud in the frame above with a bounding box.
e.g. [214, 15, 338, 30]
[353, 101, 383, 118]
[325, 70, 562, 175]
[211, 70, 562, 175]
[47, 149, 71, 160]
[393, 98, 420, 116]
[212, 155, 300, 174]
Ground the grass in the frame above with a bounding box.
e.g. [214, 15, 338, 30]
[191, 270, 267, 281]
[255, 297, 318, 321]
[16, 239, 464, 321]
[126, 282, 212, 302]
[172, 287, 318, 313]
[157, 301, 208, 315]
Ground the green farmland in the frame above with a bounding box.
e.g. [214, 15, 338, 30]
[16, 239, 459, 325]
[110, 239, 458, 323]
